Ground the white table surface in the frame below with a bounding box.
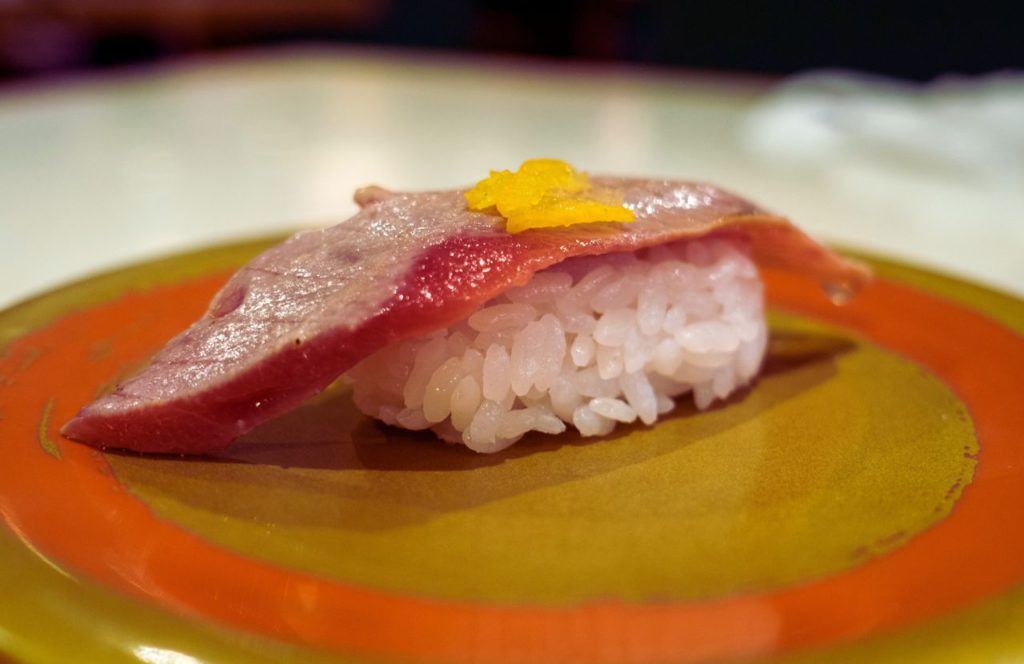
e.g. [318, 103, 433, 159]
[1, 47, 1021, 310]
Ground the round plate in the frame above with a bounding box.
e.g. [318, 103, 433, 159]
[1, 237, 1023, 664]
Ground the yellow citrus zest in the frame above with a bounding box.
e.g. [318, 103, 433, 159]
[465, 159, 636, 233]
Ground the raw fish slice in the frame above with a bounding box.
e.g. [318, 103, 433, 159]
[62, 178, 869, 453]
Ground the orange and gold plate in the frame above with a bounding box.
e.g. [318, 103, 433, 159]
[1, 237, 1023, 663]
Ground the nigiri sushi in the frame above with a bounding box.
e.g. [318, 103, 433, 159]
[62, 160, 869, 454]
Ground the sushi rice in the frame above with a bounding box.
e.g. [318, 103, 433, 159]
[347, 236, 767, 452]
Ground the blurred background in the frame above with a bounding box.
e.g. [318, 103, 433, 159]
[0, 1, 1021, 307]
[0, 1, 1021, 82]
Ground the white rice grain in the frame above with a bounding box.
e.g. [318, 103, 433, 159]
[589, 397, 638, 423]
[620, 371, 658, 425]
[591, 273, 644, 313]
[572, 405, 615, 437]
[570, 334, 596, 367]
[402, 337, 447, 409]
[573, 366, 619, 398]
[637, 282, 668, 336]
[482, 345, 511, 402]
[422, 357, 463, 423]
[465, 400, 504, 452]
[505, 271, 573, 304]
[532, 314, 567, 392]
[678, 321, 740, 355]
[549, 374, 583, 421]
[469, 303, 538, 332]
[596, 345, 623, 380]
[450, 375, 482, 431]
[593, 307, 636, 347]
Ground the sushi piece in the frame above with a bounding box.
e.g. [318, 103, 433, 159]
[62, 160, 869, 454]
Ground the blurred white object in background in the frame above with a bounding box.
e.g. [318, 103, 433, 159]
[741, 71, 1024, 295]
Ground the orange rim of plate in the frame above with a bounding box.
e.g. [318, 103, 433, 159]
[1, 247, 1023, 664]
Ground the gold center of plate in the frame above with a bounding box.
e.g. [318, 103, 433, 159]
[107, 312, 977, 604]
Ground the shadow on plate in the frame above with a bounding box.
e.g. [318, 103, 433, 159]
[216, 327, 854, 471]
